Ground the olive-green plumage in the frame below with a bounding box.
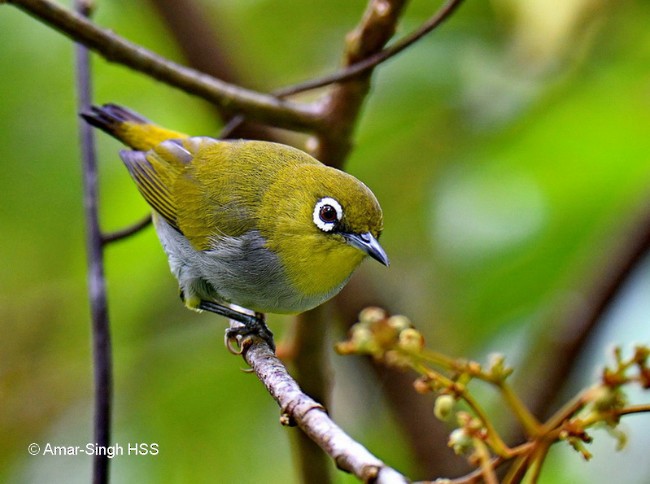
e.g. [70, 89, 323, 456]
[82, 104, 388, 315]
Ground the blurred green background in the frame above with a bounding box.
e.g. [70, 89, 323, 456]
[1, 0, 650, 482]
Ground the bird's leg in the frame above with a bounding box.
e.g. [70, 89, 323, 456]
[198, 300, 275, 352]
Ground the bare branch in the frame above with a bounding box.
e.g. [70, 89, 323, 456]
[522, 204, 650, 420]
[148, 0, 278, 141]
[5, 0, 323, 132]
[289, 307, 334, 483]
[276, 0, 466, 97]
[102, 214, 152, 245]
[311, 0, 409, 167]
[73, 1, 112, 482]
[335, 277, 469, 478]
[237, 333, 409, 484]
[218, 0, 465, 138]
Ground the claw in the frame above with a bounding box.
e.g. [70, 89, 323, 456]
[225, 323, 275, 353]
[199, 300, 276, 353]
[224, 330, 244, 355]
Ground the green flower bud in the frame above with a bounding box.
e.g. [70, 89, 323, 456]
[387, 315, 411, 332]
[358, 307, 387, 324]
[434, 395, 455, 421]
[397, 328, 424, 352]
[448, 428, 473, 455]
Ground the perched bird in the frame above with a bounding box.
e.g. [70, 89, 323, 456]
[82, 104, 388, 349]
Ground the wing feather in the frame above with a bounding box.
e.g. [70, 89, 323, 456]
[120, 150, 179, 230]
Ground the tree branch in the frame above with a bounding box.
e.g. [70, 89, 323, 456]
[311, 0, 409, 167]
[220, 0, 460, 140]
[335, 276, 470, 479]
[102, 214, 152, 245]
[74, 1, 112, 482]
[147, 0, 278, 141]
[5, 0, 323, 132]
[236, 333, 408, 484]
[276, 0, 465, 98]
[522, 204, 650, 420]
[289, 307, 334, 483]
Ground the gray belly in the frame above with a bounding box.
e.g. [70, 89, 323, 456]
[154, 217, 325, 314]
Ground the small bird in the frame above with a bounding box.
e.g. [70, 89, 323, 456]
[82, 104, 388, 350]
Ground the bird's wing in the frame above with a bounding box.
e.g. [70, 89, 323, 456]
[119, 141, 190, 231]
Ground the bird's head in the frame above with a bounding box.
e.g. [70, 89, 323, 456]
[260, 162, 388, 300]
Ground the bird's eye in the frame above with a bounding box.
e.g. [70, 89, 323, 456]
[313, 197, 343, 232]
[319, 205, 338, 223]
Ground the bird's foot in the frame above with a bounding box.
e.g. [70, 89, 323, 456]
[198, 301, 275, 353]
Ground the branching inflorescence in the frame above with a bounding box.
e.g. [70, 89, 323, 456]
[337, 308, 650, 483]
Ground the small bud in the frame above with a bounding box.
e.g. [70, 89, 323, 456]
[448, 428, 473, 455]
[414, 377, 432, 394]
[434, 395, 455, 421]
[467, 361, 482, 375]
[640, 367, 650, 389]
[592, 385, 626, 413]
[387, 315, 411, 332]
[373, 0, 391, 17]
[383, 349, 411, 368]
[397, 328, 424, 352]
[359, 306, 387, 324]
[634, 345, 649, 365]
[351, 326, 379, 354]
[279, 412, 295, 426]
[487, 353, 512, 380]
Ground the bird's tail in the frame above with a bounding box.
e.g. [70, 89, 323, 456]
[81, 104, 188, 151]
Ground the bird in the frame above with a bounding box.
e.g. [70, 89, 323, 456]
[82, 104, 388, 350]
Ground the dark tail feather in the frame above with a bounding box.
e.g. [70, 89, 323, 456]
[80, 104, 150, 138]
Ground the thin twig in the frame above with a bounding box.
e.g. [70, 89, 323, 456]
[149, 0, 277, 141]
[616, 404, 650, 417]
[237, 333, 408, 484]
[6, 0, 323, 132]
[473, 438, 498, 484]
[276, 0, 465, 97]
[74, 0, 112, 482]
[443, 457, 505, 484]
[334, 278, 467, 477]
[524, 204, 650, 420]
[219, 0, 465, 140]
[102, 214, 152, 245]
[310, 0, 408, 167]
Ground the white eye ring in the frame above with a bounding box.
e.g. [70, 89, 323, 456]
[313, 197, 343, 232]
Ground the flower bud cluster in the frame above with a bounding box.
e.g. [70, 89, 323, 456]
[447, 412, 486, 456]
[335, 307, 425, 365]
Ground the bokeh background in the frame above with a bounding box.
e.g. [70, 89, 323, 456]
[2, 0, 650, 482]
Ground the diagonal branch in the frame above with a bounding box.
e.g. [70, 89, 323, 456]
[276, 0, 465, 97]
[521, 203, 650, 420]
[237, 333, 408, 484]
[5, 0, 323, 132]
[148, 0, 278, 141]
[220, 0, 465, 139]
[102, 214, 152, 245]
[310, 0, 409, 167]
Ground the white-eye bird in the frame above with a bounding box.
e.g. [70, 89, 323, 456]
[82, 104, 388, 349]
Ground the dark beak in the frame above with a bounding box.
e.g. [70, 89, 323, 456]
[344, 232, 389, 267]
